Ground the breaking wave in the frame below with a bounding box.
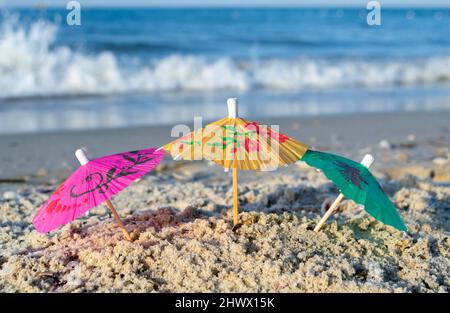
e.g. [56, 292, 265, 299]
[2, 16, 450, 99]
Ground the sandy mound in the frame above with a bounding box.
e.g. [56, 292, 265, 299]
[0, 162, 448, 293]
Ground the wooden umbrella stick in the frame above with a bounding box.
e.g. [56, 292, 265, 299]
[75, 148, 132, 241]
[104, 199, 132, 241]
[313, 154, 375, 232]
[227, 98, 240, 227]
[232, 166, 239, 226]
[313, 194, 344, 232]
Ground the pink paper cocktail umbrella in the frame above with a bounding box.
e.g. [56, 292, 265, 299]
[33, 147, 164, 240]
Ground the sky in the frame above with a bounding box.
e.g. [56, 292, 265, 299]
[3, 0, 450, 8]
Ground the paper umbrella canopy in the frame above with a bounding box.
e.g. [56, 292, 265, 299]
[164, 98, 309, 226]
[33, 148, 164, 237]
[301, 149, 407, 232]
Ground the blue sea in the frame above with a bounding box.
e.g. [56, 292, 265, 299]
[1, 7, 450, 134]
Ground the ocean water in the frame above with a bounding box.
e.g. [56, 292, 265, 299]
[1, 7, 450, 134]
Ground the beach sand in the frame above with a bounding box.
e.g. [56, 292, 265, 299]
[0, 111, 449, 292]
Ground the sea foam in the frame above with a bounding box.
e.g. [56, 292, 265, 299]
[1, 16, 450, 99]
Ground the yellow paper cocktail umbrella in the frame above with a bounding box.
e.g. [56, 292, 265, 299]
[164, 98, 308, 228]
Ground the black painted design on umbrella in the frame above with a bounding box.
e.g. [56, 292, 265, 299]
[69, 151, 156, 198]
[334, 160, 368, 190]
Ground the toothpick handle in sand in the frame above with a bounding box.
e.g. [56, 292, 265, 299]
[227, 97, 238, 118]
[232, 166, 239, 225]
[313, 154, 374, 232]
[104, 199, 133, 241]
[74, 148, 132, 241]
[228, 98, 240, 225]
[313, 194, 345, 232]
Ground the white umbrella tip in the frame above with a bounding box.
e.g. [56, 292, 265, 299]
[227, 97, 238, 118]
[75, 148, 90, 165]
[361, 154, 374, 168]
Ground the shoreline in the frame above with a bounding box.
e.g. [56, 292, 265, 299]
[1, 110, 449, 180]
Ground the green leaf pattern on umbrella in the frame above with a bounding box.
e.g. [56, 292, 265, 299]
[177, 124, 264, 153]
[301, 150, 407, 232]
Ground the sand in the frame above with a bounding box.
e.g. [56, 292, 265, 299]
[0, 111, 449, 293]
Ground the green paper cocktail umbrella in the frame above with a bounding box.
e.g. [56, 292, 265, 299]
[301, 150, 407, 232]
